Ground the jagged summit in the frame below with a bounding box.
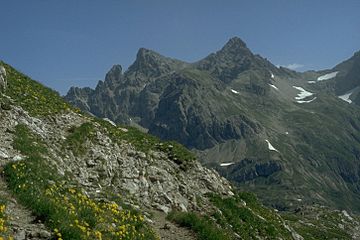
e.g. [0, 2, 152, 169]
[206, 36, 253, 59]
[103, 64, 123, 89]
[126, 47, 188, 78]
[221, 36, 248, 51]
[107, 64, 122, 76]
[128, 47, 166, 72]
[195, 36, 257, 82]
[132, 48, 164, 66]
[136, 47, 162, 58]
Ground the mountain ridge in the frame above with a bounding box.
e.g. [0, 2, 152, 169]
[64, 37, 360, 214]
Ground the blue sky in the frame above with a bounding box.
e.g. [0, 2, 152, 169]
[1, 0, 359, 94]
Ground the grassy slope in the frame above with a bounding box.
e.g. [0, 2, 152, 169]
[167, 192, 294, 240]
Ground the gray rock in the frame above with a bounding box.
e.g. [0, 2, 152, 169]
[0, 149, 9, 159]
[14, 229, 26, 240]
[153, 203, 170, 214]
[39, 229, 52, 238]
[13, 155, 24, 161]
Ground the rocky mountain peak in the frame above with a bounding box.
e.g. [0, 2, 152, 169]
[137, 47, 160, 58]
[195, 37, 254, 82]
[103, 64, 123, 89]
[127, 48, 189, 81]
[222, 36, 248, 50]
[217, 36, 253, 59]
[130, 48, 166, 69]
[107, 64, 122, 77]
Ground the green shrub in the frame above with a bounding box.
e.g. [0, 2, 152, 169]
[63, 122, 95, 156]
[167, 211, 232, 240]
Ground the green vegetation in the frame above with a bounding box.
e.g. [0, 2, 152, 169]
[168, 192, 293, 240]
[1, 62, 78, 116]
[64, 122, 95, 156]
[4, 124, 157, 240]
[210, 192, 292, 239]
[170, 192, 356, 240]
[282, 209, 355, 240]
[0, 201, 12, 239]
[167, 211, 232, 240]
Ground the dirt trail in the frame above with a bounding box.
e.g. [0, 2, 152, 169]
[150, 210, 196, 240]
[0, 108, 51, 239]
[0, 177, 51, 240]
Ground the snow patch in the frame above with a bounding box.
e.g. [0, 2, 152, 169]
[269, 84, 278, 90]
[119, 127, 129, 133]
[231, 89, 239, 94]
[293, 86, 314, 100]
[296, 97, 317, 104]
[342, 210, 354, 221]
[103, 118, 116, 126]
[220, 162, 235, 167]
[285, 132, 289, 135]
[338, 89, 355, 104]
[317, 71, 338, 81]
[265, 140, 279, 152]
[270, 72, 275, 79]
[308, 81, 316, 84]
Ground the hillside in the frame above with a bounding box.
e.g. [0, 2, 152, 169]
[65, 37, 360, 213]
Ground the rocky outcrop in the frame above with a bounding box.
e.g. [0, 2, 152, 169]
[0, 104, 233, 215]
[0, 65, 7, 92]
[64, 87, 93, 112]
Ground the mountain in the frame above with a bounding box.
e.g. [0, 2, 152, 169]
[334, 51, 360, 103]
[304, 50, 360, 104]
[65, 38, 360, 215]
[2, 59, 360, 239]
